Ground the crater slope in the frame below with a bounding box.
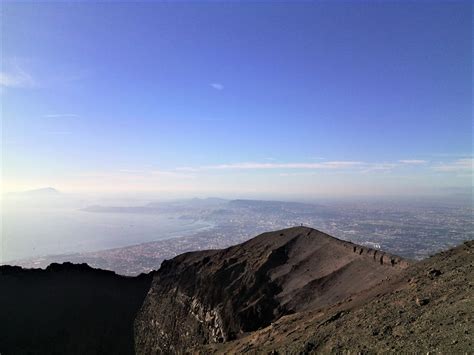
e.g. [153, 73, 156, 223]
[134, 226, 408, 353]
[207, 240, 473, 353]
[0, 263, 153, 355]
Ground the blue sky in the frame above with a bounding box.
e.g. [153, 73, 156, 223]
[1, 1, 472, 197]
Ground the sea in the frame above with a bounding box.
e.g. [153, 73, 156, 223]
[1, 203, 213, 264]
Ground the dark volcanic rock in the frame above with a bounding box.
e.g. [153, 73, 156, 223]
[3, 227, 469, 354]
[205, 240, 474, 354]
[134, 227, 408, 353]
[0, 262, 153, 355]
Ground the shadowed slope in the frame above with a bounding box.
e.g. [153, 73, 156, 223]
[0, 263, 153, 355]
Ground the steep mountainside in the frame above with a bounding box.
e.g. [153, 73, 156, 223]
[134, 227, 408, 353]
[0, 263, 153, 355]
[2, 227, 471, 354]
[206, 240, 474, 353]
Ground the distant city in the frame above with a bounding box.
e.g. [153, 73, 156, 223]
[12, 197, 473, 276]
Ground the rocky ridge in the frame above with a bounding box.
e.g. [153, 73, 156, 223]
[134, 227, 409, 353]
[205, 240, 474, 353]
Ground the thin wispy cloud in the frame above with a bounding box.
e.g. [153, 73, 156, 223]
[150, 170, 196, 179]
[0, 67, 35, 89]
[1, 58, 87, 91]
[32, 159, 472, 186]
[208, 161, 362, 170]
[309, 157, 326, 161]
[175, 167, 199, 172]
[178, 161, 363, 171]
[433, 158, 473, 173]
[175, 159, 464, 174]
[118, 169, 146, 174]
[429, 153, 472, 158]
[361, 163, 398, 173]
[210, 83, 224, 90]
[42, 114, 79, 119]
[399, 159, 427, 164]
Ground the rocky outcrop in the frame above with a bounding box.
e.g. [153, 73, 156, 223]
[134, 227, 408, 353]
[348, 244, 409, 268]
[208, 240, 474, 354]
[0, 263, 153, 355]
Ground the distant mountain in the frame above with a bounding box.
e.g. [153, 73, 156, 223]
[81, 205, 160, 214]
[82, 197, 229, 214]
[1, 227, 472, 354]
[228, 199, 318, 208]
[81, 198, 326, 216]
[227, 199, 338, 217]
[179, 197, 229, 206]
[146, 197, 229, 208]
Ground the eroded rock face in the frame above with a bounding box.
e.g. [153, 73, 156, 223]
[134, 227, 408, 353]
[208, 240, 474, 354]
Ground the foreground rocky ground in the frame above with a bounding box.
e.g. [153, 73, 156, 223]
[1, 227, 472, 354]
[205, 239, 473, 353]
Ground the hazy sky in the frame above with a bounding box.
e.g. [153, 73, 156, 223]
[1, 1, 472, 198]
